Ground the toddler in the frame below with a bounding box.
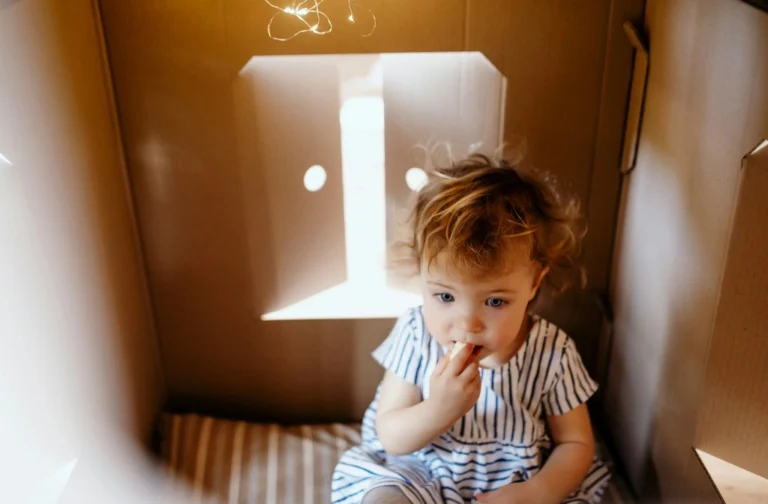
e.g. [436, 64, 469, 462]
[332, 154, 610, 503]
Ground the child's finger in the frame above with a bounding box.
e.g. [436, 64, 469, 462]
[433, 355, 450, 376]
[447, 344, 475, 375]
[460, 360, 479, 380]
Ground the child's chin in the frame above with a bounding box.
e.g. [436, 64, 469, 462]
[478, 353, 505, 369]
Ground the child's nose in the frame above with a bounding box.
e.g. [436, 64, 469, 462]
[460, 315, 484, 334]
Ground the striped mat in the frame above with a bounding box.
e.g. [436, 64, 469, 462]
[157, 413, 633, 504]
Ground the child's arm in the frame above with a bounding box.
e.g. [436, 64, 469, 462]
[533, 404, 596, 501]
[475, 404, 595, 504]
[375, 371, 451, 455]
[377, 344, 481, 456]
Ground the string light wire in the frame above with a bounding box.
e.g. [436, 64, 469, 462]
[264, 0, 376, 41]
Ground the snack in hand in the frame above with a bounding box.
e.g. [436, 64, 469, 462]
[450, 341, 468, 360]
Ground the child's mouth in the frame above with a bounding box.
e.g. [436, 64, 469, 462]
[449, 342, 484, 360]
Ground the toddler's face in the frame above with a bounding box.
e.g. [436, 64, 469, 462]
[421, 254, 544, 368]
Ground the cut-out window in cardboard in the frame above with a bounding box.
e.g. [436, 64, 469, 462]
[234, 52, 507, 320]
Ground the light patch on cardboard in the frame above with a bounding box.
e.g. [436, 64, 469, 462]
[746, 138, 768, 157]
[695, 449, 768, 504]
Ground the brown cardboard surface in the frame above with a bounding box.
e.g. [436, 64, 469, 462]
[607, 0, 768, 498]
[235, 55, 348, 315]
[586, 1, 645, 295]
[0, 0, 164, 501]
[0, 0, 163, 448]
[619, 22, 648, 175]
[697, 142, 768, 480]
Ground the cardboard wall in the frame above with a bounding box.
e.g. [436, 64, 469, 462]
[607, 0, 768, 499]
[97, 0, 642, 422]
[0, 0, 164, 500]
[696, 143, 768, 481]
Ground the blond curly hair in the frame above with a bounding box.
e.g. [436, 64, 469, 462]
[399, 153, 586, 290]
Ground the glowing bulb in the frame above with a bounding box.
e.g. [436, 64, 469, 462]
[297, 8, 309, 15]
[304, 165, 327, 192]
[405, 167, 428, 191]
[348, 14, 355, 22]
[283, 6, 294, 13]
[311, 24, 319, 32]
[0, 152, 11, 165]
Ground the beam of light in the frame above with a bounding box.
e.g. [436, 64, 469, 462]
[0, 152, 12, 165]
[339, 96, 386, 289]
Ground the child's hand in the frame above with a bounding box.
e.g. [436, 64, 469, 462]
[474, 481, 549, 504]
[427, 344, 481, 423]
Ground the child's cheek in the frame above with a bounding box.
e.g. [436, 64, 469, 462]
[422, 306, 449, 346]
[490, 310, 524, 348]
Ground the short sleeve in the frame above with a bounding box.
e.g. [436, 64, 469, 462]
[543, 338, 599, 416]
[371, 308, 427, 387]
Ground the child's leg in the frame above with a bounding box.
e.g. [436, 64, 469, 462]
[362, 486, 412, 504]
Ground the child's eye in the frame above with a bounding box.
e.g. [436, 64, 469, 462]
[486, 297, 507, 308]
[435, 292, 455, 303]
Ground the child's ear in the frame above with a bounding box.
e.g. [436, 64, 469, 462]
[529, 266, 550, 301]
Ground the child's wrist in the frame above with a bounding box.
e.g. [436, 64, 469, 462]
[423, 395, 456, 430]
[423, 395, 444, 421]
[524, 476, 558, 504]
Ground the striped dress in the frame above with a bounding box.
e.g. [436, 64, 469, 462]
[331, 307, 611, 504]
